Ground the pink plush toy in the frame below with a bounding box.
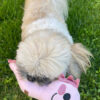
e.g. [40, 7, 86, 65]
[8, 60, 80, 100]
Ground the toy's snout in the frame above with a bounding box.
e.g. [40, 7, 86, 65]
[58, 84, 66, 95]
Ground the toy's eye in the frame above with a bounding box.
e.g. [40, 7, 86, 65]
[63, 93, 71, 100]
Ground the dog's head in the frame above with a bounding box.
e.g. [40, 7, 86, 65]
[16, 31, 71, 85]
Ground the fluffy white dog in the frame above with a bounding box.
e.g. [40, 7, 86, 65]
[16, 0, 92, 85]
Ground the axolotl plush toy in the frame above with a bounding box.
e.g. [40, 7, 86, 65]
[8, 60, 80, 100]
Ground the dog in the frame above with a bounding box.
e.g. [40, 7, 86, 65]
[16, 0, 92, 85]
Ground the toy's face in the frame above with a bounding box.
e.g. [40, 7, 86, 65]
[51, 84, 80, 100]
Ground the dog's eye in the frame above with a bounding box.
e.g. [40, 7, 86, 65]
[36, 77, 51, 85]
[27, 75, 36, 82]
[63, 93, 71, 100]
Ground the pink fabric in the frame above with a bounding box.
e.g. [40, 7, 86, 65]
[59, 74, 80, 88]
[8, 60, 80, 100]
[58, 84, 66, 95]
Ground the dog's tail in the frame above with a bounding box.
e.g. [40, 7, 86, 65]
[69, 43, 93, 78]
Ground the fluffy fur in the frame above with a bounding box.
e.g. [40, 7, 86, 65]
[16, 0, 92, 85]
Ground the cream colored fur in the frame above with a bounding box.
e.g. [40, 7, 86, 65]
[16, 0, 92, 82]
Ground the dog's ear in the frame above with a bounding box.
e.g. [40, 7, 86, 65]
[69, 43, 93, 78]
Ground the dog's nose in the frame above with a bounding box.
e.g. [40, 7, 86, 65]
[27, 75, 36, 82]
[63, 93, 71, 100]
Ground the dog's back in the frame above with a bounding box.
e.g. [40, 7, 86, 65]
[21, 0, 68, 39]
